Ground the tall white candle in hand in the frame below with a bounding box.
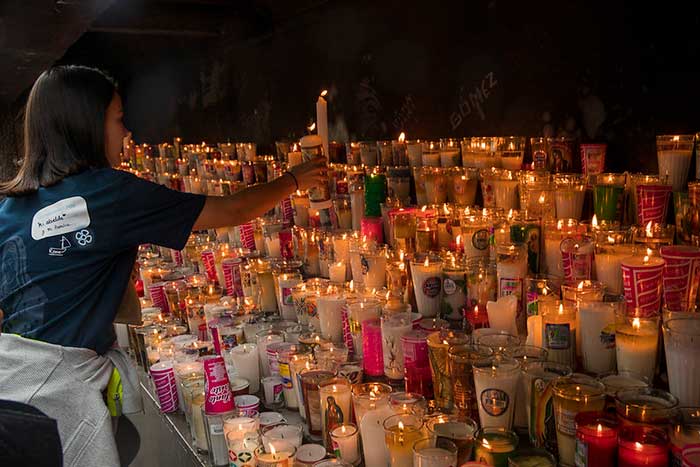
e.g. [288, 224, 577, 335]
[316, 90, 329, 159]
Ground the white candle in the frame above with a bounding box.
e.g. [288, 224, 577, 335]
[496, 244, 528, 328]
[257, 332, 285, 378]
[360, 401, 393, 466]
[224, 416, 260, 442]
[332, 233, 352, 281]
[362, 250, 388, 289]
[616, 316, 659, 382]
[319, 379, 353, 444]
[595, 243, 635, 295]
[541, 301, 577, 368]
[578, 300, 617, 374]
[317, 291, 346, 344]
[472, 357, 521, 429]
[381, 313, 414, 380]
[265, 236, 282, 258]
[486, 295, 519, 336]
[350, 189, 365, 231]
[329, 262, 346, 284]
[277, 273, 303, 322]
[331, 424, 361, 465]
[410, 256, 443, 318]
[316, 90, 329, 160]
[658, 149, 691, 192]
[230, 343, 260, 394]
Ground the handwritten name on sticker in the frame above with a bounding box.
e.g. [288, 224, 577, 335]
[31, 196, 91, 241]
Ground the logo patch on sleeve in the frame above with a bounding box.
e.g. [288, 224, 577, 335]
[31, 197, 91, 240]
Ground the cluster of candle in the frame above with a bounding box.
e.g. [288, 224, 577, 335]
[120, 131, 700, 466]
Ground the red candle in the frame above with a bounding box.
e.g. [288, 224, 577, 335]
[575, 411, 618, 467]
[618, 425, 669, 467]
[464, 304, 490, 330]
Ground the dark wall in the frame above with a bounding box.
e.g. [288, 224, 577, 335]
[15, 0, 700, 176]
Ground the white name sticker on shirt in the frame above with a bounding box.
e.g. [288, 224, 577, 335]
[31, 196, 91, 241]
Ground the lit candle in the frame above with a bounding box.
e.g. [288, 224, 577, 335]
[330, 423, 361, 465]
[384, 414, 424, 467]
[486, 295, 518, 336]
[578, 298, 621, 375]
[552, 375, 607, 466]
[615, 315, 660, 385]
[410, 255, 443, 318]
[472, 356, 521, 430]
[319, 378, 352, 449]
[381, 312, 413, 381]
[317, 286, 346, 344]
[574, 412, 618, 467]
[617, 425, 669, 467]
[441, 254, 468, 324]
[473, 428, 518, 467]
[540, 301, 576, 368]
[620, 253, 665, 317]
[254, 442, 296, 467]
[329, 261, 346, 284]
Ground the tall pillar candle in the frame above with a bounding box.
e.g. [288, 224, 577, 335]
[317, 288, 346, 344]
[578, 298, 620, 374]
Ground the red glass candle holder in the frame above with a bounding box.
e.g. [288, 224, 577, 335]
[575, 411, 618, 467]
[617, 425, 669, 467]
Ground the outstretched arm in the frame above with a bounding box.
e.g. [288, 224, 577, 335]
[192, 156, 327, 230]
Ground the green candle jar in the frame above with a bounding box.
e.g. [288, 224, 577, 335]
[473, 427, 519, 467]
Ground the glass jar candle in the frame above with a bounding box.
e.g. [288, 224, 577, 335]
[425, 414, 478, 465]
[554, 174, 586, 220]
[615, 312, 659, 383]
[410, 254, 443, 318]
[496, 243, 528, 326]
[522, 361, 572, 450]
[592, 173, 626, 222]
[574, 411, 618, 467]
[664, 316, 700, 406]
[401, 330, 433, 399]
[472, 356, 521, 430]
[552, 374, 607, 466]
[383, 413, 424, 467]
[413, 437, 458, 467]
[351, 382, 393, 424]
[473, 428, 518, 467]
[615, 387, 679, 429]
[499, 136, 525, 171]
[670, 407, 700, 466]
[439, 138, 461, 167]
[346, 299, 382, 360]
[300, 369, 335, 436]
[447, 344, 493, 421]
[656, 134, 694, 192]
[319, 377, 353, 449]
[617, 425, 669, 467]
[466, 258, 497, 312]
[427, 329, 469, 410]
[448, 167, 479, 205]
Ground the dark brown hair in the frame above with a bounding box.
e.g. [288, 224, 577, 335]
[0, 65, 116, 196]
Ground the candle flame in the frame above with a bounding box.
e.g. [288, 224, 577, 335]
[577, 281, 584, 291]
[398, 421, 405, 431]
[673, 135, 680, 142]
[643, 254, 649, 264]
[592, 214, 598, 228]
[424, 257, 430, 267]
[646, 221, 653, 237]
[456, 235, 462, 246]
[270, 444, 277, 456]
[597, 424, 603, 433]
[538, 193, 546, 204]
[557, 219, 564, 230]
[308, 122, 316, 132]
[320, 89, 328, 98]
[421, 205, 427, 212]
[399, 250, 405, 262]
[398, 132, 406, 143]
[635, 441, 643, 449]
[349, 280, 354, 291]
[633, 317, 641, 330]
[558, 303, 564, 315]
[483, 439, 491, 448]
[341, 425, 347, 434]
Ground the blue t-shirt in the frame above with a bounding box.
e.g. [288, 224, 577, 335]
[0, 168, 206, 354]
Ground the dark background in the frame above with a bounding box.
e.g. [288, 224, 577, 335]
[2, 0, 700, 179]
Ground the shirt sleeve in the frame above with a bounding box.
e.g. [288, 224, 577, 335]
[109, 170, 206, 250]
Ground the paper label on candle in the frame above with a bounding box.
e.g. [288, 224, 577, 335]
[533, 149, 547, 169]
[201, 250, 218, 283]
[580, 144, 606, 176]
[531, 377, 558, 449]
[480, 388, 510, 416]
[545, 323, 571, 349]
[149, 283, 169, 314]
[279, 362, 293, 388]
[526, 292, 539, 317]
[575, 438, 588, 467]
[499, 278, 523, 299]
[555, 406, 577, 436]
[209, 421, 224, 436]
[220, 333, 238, 352]
[471, 229, 490, 250]
[239, 223, 256, 250]
[422, 277, 442, 298]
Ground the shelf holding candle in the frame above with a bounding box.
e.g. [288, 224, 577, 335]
[552, 374, 607, 467]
